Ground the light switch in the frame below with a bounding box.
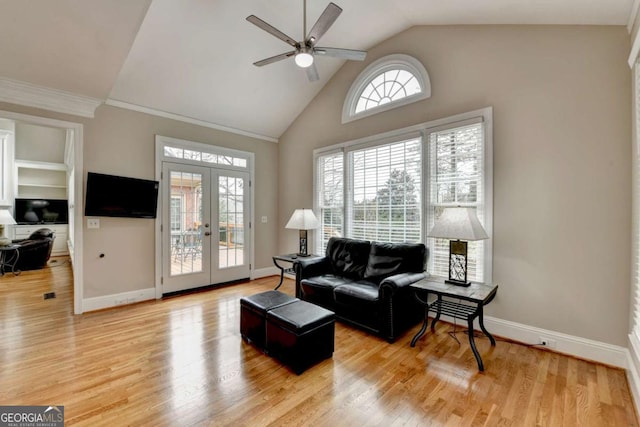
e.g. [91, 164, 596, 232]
[87, 218, 100, 229]
[261, 216, 268, 223]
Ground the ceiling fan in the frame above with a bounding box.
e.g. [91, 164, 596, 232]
[247, 1, 367, 82]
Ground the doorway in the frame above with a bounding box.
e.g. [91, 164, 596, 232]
[155, 136, 253, 296]
[0, 110, 83, 314]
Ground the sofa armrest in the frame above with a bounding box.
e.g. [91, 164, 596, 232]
[380, 271, 427, 291]
[296, 257, 331, 279]
[295, 256, 331, 298]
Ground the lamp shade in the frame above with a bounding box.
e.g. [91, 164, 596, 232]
[285, 209, 320, 230]
[428, 207, 488, 241]
[0, 209, 16, 225]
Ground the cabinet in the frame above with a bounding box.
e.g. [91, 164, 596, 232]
[12, 224, 68, 256]
[15, 160, 67, 199]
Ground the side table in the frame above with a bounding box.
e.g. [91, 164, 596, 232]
[410, 278, 498, 371]
[0, 244, 20, 276]
[272, 254, 321, 290]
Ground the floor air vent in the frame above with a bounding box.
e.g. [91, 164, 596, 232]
[43, 292, 56, 300]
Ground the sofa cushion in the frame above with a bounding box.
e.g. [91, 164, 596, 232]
[333, 281, 379, 305]
[301, 274, 348, 307]
[364, 241, 426, 283]
[326, 237, 371, 280]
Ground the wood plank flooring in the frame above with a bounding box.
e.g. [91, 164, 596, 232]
[0, 260, 637, 426]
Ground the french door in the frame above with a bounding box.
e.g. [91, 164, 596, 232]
[161, 162, 250, 294]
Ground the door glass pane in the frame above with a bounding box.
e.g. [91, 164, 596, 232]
[218, 176, 244, 268]
[170, 171, 203, 276]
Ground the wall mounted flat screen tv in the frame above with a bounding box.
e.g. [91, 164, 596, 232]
[14, 198, 69, 224]
[85, 172, 159, 218]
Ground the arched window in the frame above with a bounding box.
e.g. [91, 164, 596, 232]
[342, 54, 431, 123]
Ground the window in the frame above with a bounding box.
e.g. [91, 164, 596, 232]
[170, 196, 182, 232]
[342, 54, 431, 124]
[355, 70, 421, 114]
[315, 152, 344, 251]
[428, 122, 486, 281]
[314, 108, 492, 283]
[163, 145, 247, 169]
[349, 138, 422, 242]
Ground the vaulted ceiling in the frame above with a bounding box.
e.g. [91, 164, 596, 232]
[0, 0, 634, 141]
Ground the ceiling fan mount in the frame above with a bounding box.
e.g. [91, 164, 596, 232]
[247, 0, 367, 81]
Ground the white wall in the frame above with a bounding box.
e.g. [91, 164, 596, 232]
[15, 122, 65, 163]
[277, 25, 631, 347]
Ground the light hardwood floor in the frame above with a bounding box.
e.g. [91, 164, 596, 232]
[0, 259, 637, 426]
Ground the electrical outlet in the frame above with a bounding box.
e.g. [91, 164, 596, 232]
[87, 218, 100, 229]
[539, 336, 557, 349]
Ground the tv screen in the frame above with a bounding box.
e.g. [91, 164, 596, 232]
[85, 172, 159, 218]
[14, 198, 69, 224]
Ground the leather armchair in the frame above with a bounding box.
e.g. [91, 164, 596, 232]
[12, 228, 55, 271]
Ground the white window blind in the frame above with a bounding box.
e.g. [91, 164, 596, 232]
[315, 152, 344, 254]
[348, 138, 422, 243]
[313, 108, 492, 280]
[427, 122, 486, 282]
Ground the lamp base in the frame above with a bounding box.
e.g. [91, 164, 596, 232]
[445, 279, 471, 287]
[0, 236, 11, 247]
[296, 253, 312, 257]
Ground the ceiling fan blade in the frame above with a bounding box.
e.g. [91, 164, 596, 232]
[306, 63, 320, 82]
[314, 47, 367, 61]
[253, 51, 296, 67]
[306, 3, 342, 46]
[247, 15, 298, 48]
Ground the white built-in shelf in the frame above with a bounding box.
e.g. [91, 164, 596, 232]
[15, 159, 68, 199]
[15, 159, 67, 171]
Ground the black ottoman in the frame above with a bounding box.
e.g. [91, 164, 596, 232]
[240, 291, 298, 351]
[266, 299, 335, 374]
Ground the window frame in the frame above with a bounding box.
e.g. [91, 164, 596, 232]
[314, 107, 493, 283]
[342, 54, 431, 124]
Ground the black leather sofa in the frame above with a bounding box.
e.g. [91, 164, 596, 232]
[12, 228, 55, 271]
[296, 237, 427, 342]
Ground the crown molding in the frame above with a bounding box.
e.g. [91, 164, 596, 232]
[105, 99, 278, 143]
[0, 77, 102, 118]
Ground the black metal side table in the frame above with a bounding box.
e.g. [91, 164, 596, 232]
[410, 278, 498, 371]
[0, 244, 20, 276]
[272, 253, 321, 290]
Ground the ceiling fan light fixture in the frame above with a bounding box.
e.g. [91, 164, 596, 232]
[295, 51, 314, 68]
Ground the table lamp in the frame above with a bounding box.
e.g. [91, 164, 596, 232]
[428, 207, 488, 286]
[0, 209, 17, 247]
[285, 208, 320, 257]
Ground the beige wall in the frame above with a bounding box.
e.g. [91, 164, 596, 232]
[0, 101, 279, 300]
[278, 25, 631, 346]
[82, 105, 278, 298]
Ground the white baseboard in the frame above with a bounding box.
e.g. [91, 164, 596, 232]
[627, 334, 640, 414]
[83, 288, 156, 312]
[483, 316, 627, 368]
[434, 313, 627, 368]
[251, 266, 279, 280]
